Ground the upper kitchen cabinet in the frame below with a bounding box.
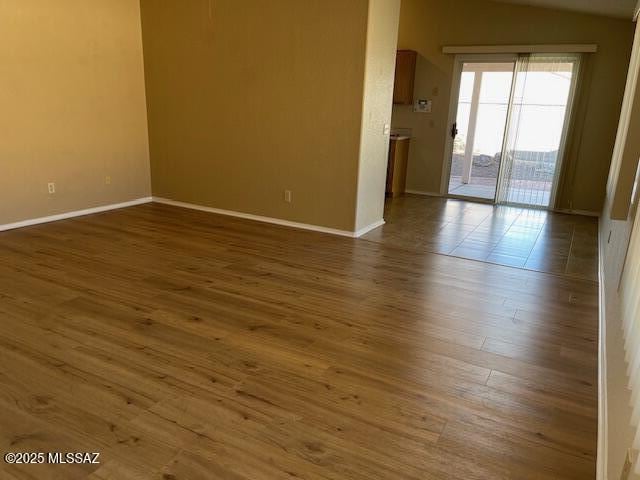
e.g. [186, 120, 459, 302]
[393, 50, 417, 105]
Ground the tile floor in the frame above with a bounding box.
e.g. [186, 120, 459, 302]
[361, 195, 599, 281]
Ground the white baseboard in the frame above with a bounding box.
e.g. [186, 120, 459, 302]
[354, 219, 385, 237]
[404, 189, 443, 197]
[0, 195, 386, 239]
[0, 197, 153, 232]
[597, 219, 608, 480]
[152, 197, 384, 238]
[555, 208, 600, 217]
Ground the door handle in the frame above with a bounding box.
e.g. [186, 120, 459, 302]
[451, 122, 458, 139]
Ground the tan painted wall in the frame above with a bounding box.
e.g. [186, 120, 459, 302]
[393, 0, 634, 213]
[355, 0, 402, 231]
[600, 16, 640, 480]
[141, 0, 371, 232]
[0, 0, 151, 225]
[607, 22, 640, 221]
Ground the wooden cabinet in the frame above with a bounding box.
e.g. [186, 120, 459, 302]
[386, 137, 410, 197]
[393, 50, 417, 105]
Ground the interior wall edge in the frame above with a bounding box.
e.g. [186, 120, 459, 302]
[354, 0, 401, 232]
[607, 20, 640, 221]
[136, 0, 153, 199]
[597, 220, 609, 480]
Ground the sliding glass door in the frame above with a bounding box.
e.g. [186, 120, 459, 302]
[496, 54, 580, 207]
[446, 53, 580, 209]
[447, 59, 516, 201]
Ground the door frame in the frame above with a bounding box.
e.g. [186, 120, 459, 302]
[440, 53, 518, 202]
[441, 53, 582, 209]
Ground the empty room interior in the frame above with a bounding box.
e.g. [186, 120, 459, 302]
[4, 0, 640, 478]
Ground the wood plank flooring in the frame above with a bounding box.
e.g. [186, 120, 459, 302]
[0, 203, 598, 479]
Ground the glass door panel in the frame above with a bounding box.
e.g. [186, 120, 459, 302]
[496, 54, 580, 207]
[448, 62, 515, 201]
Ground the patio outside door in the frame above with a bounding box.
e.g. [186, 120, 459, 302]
[445, 53, 580, 209]
[447, 58, 517, 202]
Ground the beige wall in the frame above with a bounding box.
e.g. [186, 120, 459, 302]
[0, 0, 151, 226]
[600, 17, 640, 480]
[393, 0, 634, 213]
[355, 0, 402, 231]
[607, 21, 640, 221]
[141, 0, 374, 232]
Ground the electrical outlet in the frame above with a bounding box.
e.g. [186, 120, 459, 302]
[47, 182, 56, 194]
[284, 190, 292, 203]
[383, 124, 391, 135]
[105, 176, 111, 185]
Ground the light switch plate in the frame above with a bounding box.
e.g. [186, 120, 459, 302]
[414, 99, 432, 113]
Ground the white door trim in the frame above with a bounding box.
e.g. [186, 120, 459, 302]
[442, 44, 597, 54]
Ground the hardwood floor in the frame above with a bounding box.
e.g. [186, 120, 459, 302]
[0, 203, 598, 479]
[362, 195, 599, 281]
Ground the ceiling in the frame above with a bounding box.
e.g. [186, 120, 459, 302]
[491, 0, 637, 19]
